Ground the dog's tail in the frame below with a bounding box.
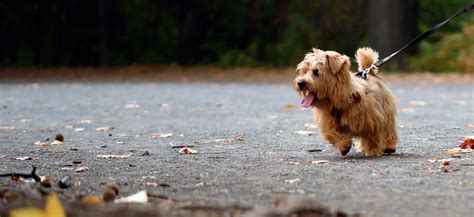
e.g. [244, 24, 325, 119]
[356, 47, 379, 76]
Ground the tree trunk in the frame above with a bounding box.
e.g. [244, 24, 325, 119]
[368, 0, 418, 71]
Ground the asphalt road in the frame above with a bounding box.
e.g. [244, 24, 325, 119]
[0, 81, 473, 216]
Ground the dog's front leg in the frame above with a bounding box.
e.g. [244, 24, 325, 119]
[321, 130, 352, 156]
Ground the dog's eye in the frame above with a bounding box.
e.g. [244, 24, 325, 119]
[312, 69, 319, 77]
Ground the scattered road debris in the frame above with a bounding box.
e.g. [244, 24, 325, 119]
[307, 148, 322, 152]
[74, 167, 90, 172]
[96, 152, 133, 159]
[152, 133, 173, 139]
[303, 123, 317, 129]
[73, 127, 85, 132]
[294, 130, 317, 136]
[114, 190, 148, 204]
[11, 156, 32, 161]
[309, 160, 329, 164]
[79, 120, 93, 124]
[124, 103, 141, 109]
[95, 127, 114, 132]
[170, 142, 195, 149]
[443, 149, 473, 154]
[285, 178, 301, 184]
[459, 136, 474, 149]
[178, 147, 198, 155]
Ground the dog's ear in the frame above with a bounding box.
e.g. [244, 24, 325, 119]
[326, 52, 349, 74]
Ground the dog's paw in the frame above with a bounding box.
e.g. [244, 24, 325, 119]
[364, 149, 383, 157]
[339, 146, 351, 156]
[384, 148, 396, 154]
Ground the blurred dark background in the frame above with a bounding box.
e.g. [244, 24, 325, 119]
[0, 0, 472, 72]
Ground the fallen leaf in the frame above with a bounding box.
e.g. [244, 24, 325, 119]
[74, 167, 90, 172]
[97, 152, 133, 159]
[443, 149, 473, 154]
[309, 160, 329, 164]
[294, 130, 317, 136]
[96, 127, 114, 132]
[285, 178, 301, 184]
[232, 135, 246, 141]
[282, 103, 297, 110]
[11, 156, 32, 161]
[81, 195, 102, 206]
[124, 103, 140, 109]
[459, 136, 474, 149]
[79, 120, 93, 124]
[114, 190, 148, 204]
[45, 192, 66, 217]
[178, 147, 198, 155]
[409, 100, 427, 106]
[152, 133, 173, 139]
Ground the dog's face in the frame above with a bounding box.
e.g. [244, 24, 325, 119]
[294, 49, 350, 107]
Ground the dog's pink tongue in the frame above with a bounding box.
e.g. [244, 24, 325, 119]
[301, 93, 315, 108]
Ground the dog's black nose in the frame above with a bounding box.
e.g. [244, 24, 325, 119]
[297, 81, 305, 89]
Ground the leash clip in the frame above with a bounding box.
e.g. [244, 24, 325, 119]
[355, 64, 377, 80]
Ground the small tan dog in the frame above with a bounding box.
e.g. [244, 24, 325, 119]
[294, 47, 398, 157]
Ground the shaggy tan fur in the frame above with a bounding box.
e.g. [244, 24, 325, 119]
[294, 47, 398, 157]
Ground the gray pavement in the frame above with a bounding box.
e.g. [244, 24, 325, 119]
[0, 82, 473, 216]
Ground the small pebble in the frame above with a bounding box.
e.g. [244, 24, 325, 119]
[55, 133, 64, 142]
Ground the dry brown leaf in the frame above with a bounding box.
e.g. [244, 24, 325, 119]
[96, 127, 114, 132]
[178, 147, 198, 155]
[232, 135, 246, 141]
[459, 136, 474, 149]
[282, 103, 297, 110]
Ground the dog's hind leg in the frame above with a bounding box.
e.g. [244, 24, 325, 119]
[359, 136, 384, 157]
